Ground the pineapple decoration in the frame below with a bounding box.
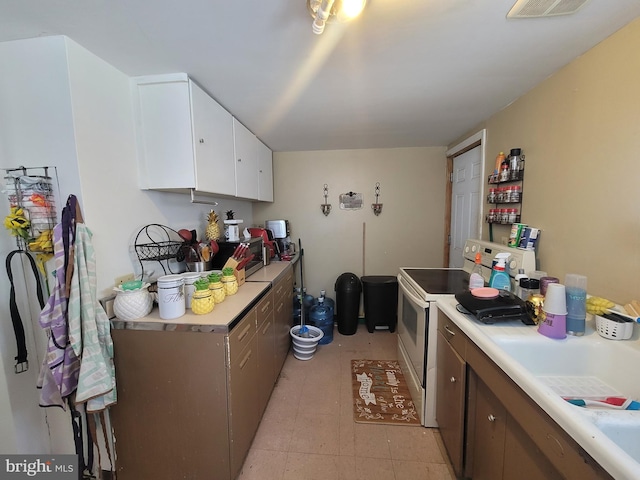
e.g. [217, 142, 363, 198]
[205, 209, 221, 241]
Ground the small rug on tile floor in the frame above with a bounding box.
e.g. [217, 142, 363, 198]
[351, 359, 420, 426]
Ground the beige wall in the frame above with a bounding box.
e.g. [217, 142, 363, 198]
[459, 18, 640, 304]
[254, 147, 447, 298]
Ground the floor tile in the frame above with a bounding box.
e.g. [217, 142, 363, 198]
[354, 456, 395, 480]
[353, 423, 391, 459]
[283, 452, 339, 480]
[289, 411, 340, 455]
[237, 449, 287, 480]
[385, 425, 445, 463]
[251, 404, 295, 452]
[241, 323, 455, 479]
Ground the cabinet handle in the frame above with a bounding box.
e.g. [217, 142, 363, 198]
[262, 321, 272, 335]
[199, 138, 204, 143]
[276, 303, 284, 313]
[545, 433, 565, 456]
[261, 301, 271, 313]
[450, 377, 457, 383]
[444, 325, 456, 336]
[239, 350, 252, 369]
[487, 414, 497, 422]
[237, 324, 251, 342]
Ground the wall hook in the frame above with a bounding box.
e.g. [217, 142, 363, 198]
[321, 184, 332, 216]
[372, 182, 383, 216]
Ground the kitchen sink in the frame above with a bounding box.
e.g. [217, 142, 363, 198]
[490, 332, 640, 400]
[489, 329, 640, 463]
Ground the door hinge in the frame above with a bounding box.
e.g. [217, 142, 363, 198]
[449, 172, 453, 183]
[448, 234, 451, 245]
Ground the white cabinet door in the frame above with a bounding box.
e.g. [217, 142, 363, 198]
[257, 139, 273, 202]
[233, 118, 258, 200]
[190, 81, 235, 196]
[136, 79, 196, 189]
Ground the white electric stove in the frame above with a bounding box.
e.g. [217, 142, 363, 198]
[397, 239, 536, 427]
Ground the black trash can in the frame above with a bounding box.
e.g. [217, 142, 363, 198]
[335, 273, 362, 335]
[361, 276, 398, 333]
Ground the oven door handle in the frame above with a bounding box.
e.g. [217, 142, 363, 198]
[398, 275, 429, 309]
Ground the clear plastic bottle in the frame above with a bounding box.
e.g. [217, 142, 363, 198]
[469, 253, 485, 289]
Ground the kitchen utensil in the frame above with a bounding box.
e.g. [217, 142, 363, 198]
[200, 244, 210, 262]
[564, 397, 640, 410]
[600, 397, 640, 410]
[230, 244, 243, 260]
[236, 254, 255, 271]
[210, 239, 219, 255]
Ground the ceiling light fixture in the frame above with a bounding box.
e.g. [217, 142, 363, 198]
[307, 0, 367, 35]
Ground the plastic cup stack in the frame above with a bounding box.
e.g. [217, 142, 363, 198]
[538, 283, 567, 339]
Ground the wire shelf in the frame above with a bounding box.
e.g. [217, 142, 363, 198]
[134, 224, 184, 278]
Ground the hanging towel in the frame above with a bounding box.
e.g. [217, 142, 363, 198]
[37, 221, 80, 408]
[67, 223, 116, 412]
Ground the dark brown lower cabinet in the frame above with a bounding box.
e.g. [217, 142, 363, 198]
[436, 328, 466, 477]
[436, 309, 613, 480]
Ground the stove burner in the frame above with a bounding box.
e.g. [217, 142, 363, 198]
[403, 269, 469, 295]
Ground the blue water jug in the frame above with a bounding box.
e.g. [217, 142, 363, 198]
[314, 289, 335, 311]
[309, 297, 334, 345]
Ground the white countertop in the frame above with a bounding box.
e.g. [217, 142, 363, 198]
[437, 296, 640, 480]
[112, 261, 294, 333]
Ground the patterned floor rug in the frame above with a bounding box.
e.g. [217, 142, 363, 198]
[351, 359, 421, 426]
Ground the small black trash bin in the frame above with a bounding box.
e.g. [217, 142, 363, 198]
[335, 273, 362, 335]
[361, 276, 398, 333]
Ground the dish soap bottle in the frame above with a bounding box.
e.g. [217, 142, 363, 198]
[489, 253, 511, 292]
[469, 252, 484, 289]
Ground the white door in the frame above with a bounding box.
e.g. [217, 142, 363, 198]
[449, 145, 482, 267]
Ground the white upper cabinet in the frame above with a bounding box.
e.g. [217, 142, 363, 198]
[191, 82, 236, 196]
[257, 139, 273, 202]
[233, 118, 259, 200]
[133, 73, 235, 197]
[134, 73, 273, 201]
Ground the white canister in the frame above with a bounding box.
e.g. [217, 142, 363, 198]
[157, 274, 185, 319]
[181, 272, 202, 309]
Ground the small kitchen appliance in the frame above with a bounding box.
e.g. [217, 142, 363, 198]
[265, 219, 293, 256]
[455, 289, 532, 325]
[397, 239, 536, 427]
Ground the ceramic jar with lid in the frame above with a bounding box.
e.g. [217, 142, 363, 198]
[209, 281, 226, 303]
[221, 275, 238, 295]
[191, 288, 214, 315]
[113, 282, 153, 321]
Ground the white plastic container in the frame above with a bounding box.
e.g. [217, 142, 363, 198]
[157, 274, 185, 319]
[181, 272, 202, 309]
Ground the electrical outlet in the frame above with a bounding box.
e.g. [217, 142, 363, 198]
[115, 273, 135, 287]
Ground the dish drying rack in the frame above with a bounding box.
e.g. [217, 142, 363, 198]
[134, 224, 183, 279]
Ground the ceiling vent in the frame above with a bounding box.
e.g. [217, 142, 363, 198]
[507, 0, 590, 18]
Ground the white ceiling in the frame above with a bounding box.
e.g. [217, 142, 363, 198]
[1, 0, 639, 152]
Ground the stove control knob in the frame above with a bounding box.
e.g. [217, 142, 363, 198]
[509, 259, 517, 271]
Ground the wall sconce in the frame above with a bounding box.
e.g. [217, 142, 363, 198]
[321, 184, 332, 216]
[371, 182, 383, 216]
